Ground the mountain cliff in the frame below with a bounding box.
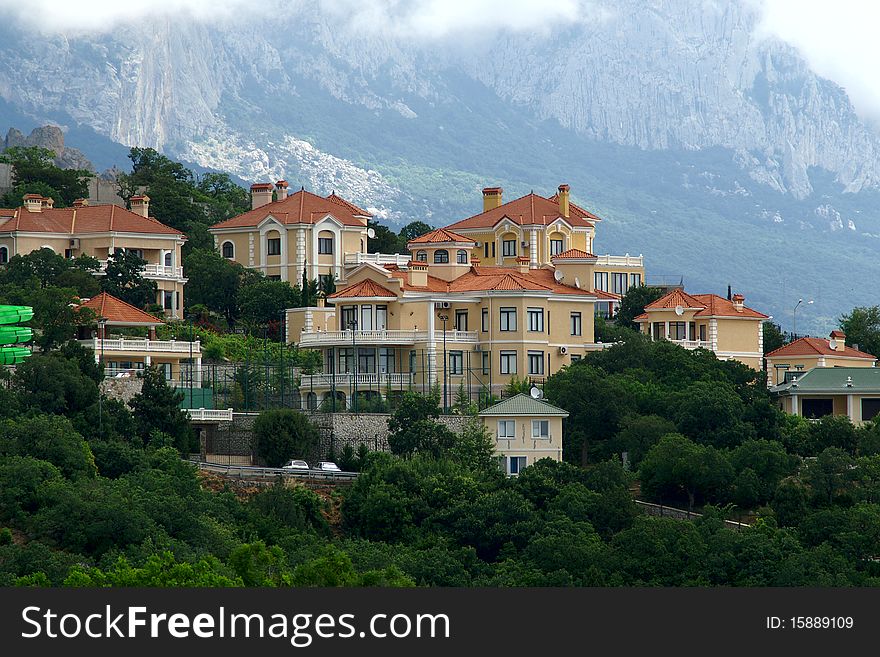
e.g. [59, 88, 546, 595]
[0, 0, 877, 331]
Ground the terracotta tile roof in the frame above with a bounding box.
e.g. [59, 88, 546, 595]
[407, 228, 474, 244]
[765, 337, 876, 360]
[328, 279, 397, 299]
[641, 290, 768, 319]
[447, 266, 594, 296]
[0, 205, 182, 236]
[210, 189, 370, 230]
[78, 292, 165, 326]
[445, 191, 597, 231]
[387, 270, 450, 292]
[552, 248, 596, 259]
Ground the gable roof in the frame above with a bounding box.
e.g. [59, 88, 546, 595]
[551, 248, 596, 260]
[209, 189, 370, 230]
[407, 228, 474, 245]
[770, 366, 880, 394]
[479, 393, 569, 417]
[445, 191, 597, 231]
[765, 337, 877, 360]
[0, 204, 183, 236]
[328, 279, 397, 299]
[78, 292, 165, 326]
[446, 266, 594, 296]
[637, 289, 768, 319]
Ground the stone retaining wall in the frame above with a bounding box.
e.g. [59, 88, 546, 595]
[100, 378, 143, 405]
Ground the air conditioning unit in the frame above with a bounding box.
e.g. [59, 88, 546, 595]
[475, 241, 483, 247]
[521, 241, 529, 249]
[69, 238, 80, 249]
[558, 346, 568, 355]
[434, 301, 451, 309]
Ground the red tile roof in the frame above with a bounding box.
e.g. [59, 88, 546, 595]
[329, 279, 396, 299]
[765, 337, 876, 360]
[445, 191, 597, 231]
[78, 292, 165, 326]
[407, 228, 474, 244]
[0, 204, 183, 236]
[640, 290, 768, 319]
[552, 248, 596, 259]
[210, 189, 370, 229]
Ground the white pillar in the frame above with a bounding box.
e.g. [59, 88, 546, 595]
[791, 394, 799, 416]
[664, 321, 670, 339]
[195, 356, 202, 386]
[280, 229, 288, 282]
[529, 229, 538, 269]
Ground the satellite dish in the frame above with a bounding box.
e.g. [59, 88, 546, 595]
[574, 277, 581, 289]
[366, 227, 376, 239]
[530, 386, 544, 400]
[674, 305, 684, 316]
[554, 269, 564, 282]
[829, 339, 838, 350]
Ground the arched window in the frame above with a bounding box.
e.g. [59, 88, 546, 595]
[456, 249, 468, 264]
[222, 241, 234, 259]
[0, 246, 7, 264]
[318, 230, 334, 255]
[434, 249, 449, 264]
[416, 250, 428, 262]
[164, 252, 173, 267]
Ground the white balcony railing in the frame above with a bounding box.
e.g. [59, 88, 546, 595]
[299, 372, 415, 388]
[669, 338, 712, 350]
[82, 338, 201, 354]
[344, 252, 411, 268]
[186, 408, 233, 422]
[297, 329, 478, 347]
[594, 254, 644, 268]
[96, 260, 185, 280]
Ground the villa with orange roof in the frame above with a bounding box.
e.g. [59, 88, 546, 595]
[208, 182, 394, 286]
[765, 330, 876, 386]
[0, 194, 187, 317]
[634, 288, 768, 369]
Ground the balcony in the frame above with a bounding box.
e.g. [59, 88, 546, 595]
[186, 408, 233, 422]
[344, 252, 411, 268]
[297, 329, 478, 347]
[594, 254, 643, 268]
[82, 337, 201, 354]
[299, 372, 415, 388]
[96, 260, 185, 280]
[668, 338, 712, 350]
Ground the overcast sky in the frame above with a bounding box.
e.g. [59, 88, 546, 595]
[1, 0, 877, 119]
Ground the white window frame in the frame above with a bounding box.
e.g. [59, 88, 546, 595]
[502, 239, 517, 257]
[527, 307, 544, 332]
[528, 351, 544, 376]
[550, 238, 564, 256]
[532, 420, 550, 439]
[500, 307, 517, 331]
[571, 312, 582, 336]
[500, 350, 517, 374]
[318, 237, 334, 255]
[507, 456, 527, 476]
[498, 419, 516, 440]
[449, 350, 463, 375]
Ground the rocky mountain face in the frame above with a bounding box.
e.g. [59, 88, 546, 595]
[0, 0, 878, 331]
[3, 125, 94, 171]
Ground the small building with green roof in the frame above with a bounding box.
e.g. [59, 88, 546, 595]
[479, 393, 569, 475]
[770, 366, 880, 423]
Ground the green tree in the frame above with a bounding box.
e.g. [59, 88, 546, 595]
[238, 279, 301, 326]
[253, 409, 319, 467]
[398, 221, 434, 243]
[838, 306, 880, 358]
[614, 285, 665, 329]
[0, 146, 90, 206]
[129, 366, 194, 451]
[13, 352, 99, 416]
[367, 219, 402, 253]
[763, 322, 786, 355]
[100, 249, 157, 309]
[0, 415, 96, 479]
[387, 391, 455, 458]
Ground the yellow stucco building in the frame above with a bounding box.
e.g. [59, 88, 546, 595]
[634, 288, 768, 369]
[0, 194, 187, 317]
[765, 331, 876, 386]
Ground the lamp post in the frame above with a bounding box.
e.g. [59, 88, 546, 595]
[792, 298, 814, 338]
[279, 310, 285, 407]
[98, 317, 107, 437]
[439, 313, 449, 413]
[189, 317, 194, 405]
[349, 318, 358, 412]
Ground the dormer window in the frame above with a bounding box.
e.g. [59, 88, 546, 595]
[456, 249, 468, 264]
[434, 249, 449, 264]
[416, 250, 428, 262]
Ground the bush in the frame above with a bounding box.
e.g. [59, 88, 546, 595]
[253, 410, 319, 467]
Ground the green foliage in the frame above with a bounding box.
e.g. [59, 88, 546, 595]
[0, 146, 90, 206]
[387, 391, 455, 458]
[253, 409, 319, 467]
[763, 322, 786, 354]
[100, 249, 158, 309]
[0, 416, 95, 480]
[13, 352, 99, 416]
[615, 285, 665, 329]
[129, 366, 194, 451]
[838, 306, 880, 358]
[64, 553, 240, 587]
[238, 279, 301, 326]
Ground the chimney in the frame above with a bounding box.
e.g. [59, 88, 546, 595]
[516, 255, 530, 274]
[482, 187, 503, 212]
[23, 194, 43, 212]
[276, 180, 289, 201]
[409, 261, 428, 287]
[41, 196, 54, 209]
[557, 184, 570, 218]
[732, 293, 744, 312]
[73, 198, 88, 208]
[727, 285, 732, 300]
[250, 183, 273, 210]
[130, 194, 150, 218]
[830, 330, 847, 351]
[470, 254, 481, 267]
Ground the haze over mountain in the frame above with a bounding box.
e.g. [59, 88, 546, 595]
[0, 0, 877, 333]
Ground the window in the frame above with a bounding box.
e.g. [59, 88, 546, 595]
[491, 242, 496, 258]
[360, 305, 373, 331]
[64, 249, 73, 259]
[571, 354, 582, 362]
[652, 322, 664, 340]
[532, 420, 549, 439]
[416, 250, 427, 262]
[528, 351, 544, 376]
[498, 420, 516, 440]
[163, 291, 173, 310]
[482, 351, 490, 375]
[802, 398, 833, 419]
[594, 271, 608, 291]
[612, 272, 628, 295]
[570, 312, 582, 336]
[484, 243, 489, 259]
[862, 399, 880, 422]
[434, 249, 449, 263]
[340, 306, 357, 329]
[358, 347, 376, 373]
[507, 456, 527, 476]
[409, 350, 417, 373]
[455, 309, 468, 331]
[500, 307, 517, 331]
[688, 322, 697, 341]
[699, 324, 707, 341]
[502, 240, 517, 257]
[379, 348, 395, 374]
[376, 305, 387, 330]
[630, 273, 642, 287]
[164, 252, 173, 267]
[456, 249, 468, 264]
[318, 237, 334, 255]
[267, 275, 281, 281]
[550, 239, 564, 255]
[338, 348, 354, 373]
[669, 322, 687, 340]
[500, 351, 517, 374]
[267, 237, 281, 256]
[449, 351, 463, 375]
[126, 248, 144, 259]
[220, 241, 234, 259]
[481, 308, 488, 332]
[0, 246, 7, 264]
[527, 308, 544, 332]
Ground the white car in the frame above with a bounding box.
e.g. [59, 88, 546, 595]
[316, 461, 341, 472]
[281, 459, 309, 471]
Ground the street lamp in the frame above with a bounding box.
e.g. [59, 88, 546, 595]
[98, 316, 107, 438]
[792, 298, 814, 338]
[279, 310, 285, 407]
[438, 313, 449, 413]
[349, 318, 358, 412]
